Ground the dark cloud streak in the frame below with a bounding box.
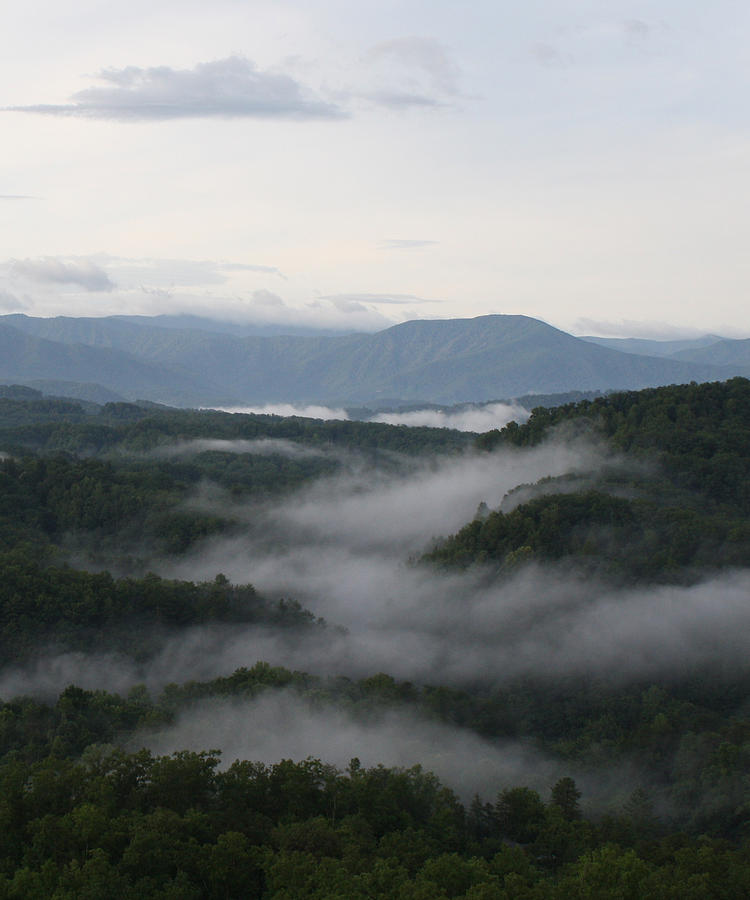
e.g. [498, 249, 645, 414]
[10, 257, 115, 292]
[7, 56, 346, 122]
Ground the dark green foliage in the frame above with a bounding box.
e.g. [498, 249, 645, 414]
[1, 378, 750, 894]
[0, 396, 471, 456]
[425, 489, 750, 578]
[0, 743, 748, 897]
[478, 377, 750, 512]
[433, 379, 750, 578]
[0, 399, 469, 563]
[0, 554, 320, 663]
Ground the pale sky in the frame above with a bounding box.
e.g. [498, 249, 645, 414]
[2, 1, 749, 337]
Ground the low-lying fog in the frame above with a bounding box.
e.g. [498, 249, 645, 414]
[151, 438, 331, 460]
[207, 402, 529, 432]
[4, 427, 748, 802]
[209, 403, 350, 421]
[371, 402, 529, 432]
[139, 690, 641, 809]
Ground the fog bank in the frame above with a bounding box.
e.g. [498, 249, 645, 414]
[209, 403, 349, 420]
[372, 402, 529, 432]
[138, 689, 642, 809]
[151, 438, 331, 459]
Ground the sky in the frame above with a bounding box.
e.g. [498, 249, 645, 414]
[2, 1, 749, 338]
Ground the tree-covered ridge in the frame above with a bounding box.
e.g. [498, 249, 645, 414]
[2, 378, 750, 895]
[0, 668, 749, 897]
[0, 394, 471, 567]
[4, 663, 749, 843]
[0, 393, 472, 456]
[478, 377, 750, 511]
[0, 555, 321, 663]
[425, 488, 750, 578]
[429, 378, 750, 576]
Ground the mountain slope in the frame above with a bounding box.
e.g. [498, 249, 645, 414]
[580, 334, 723, 357]
[1, 313, 746, 406]
[671, 337, 750, 367]
[0, 322, 229, 405]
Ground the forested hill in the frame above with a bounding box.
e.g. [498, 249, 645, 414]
[427, 377, 750, 578]
[2, 378, 750, 894]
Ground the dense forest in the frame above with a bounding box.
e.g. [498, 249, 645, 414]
[429, 377, 750, 579]
[0, 380, 749, 897]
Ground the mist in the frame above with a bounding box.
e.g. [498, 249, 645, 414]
[137, 688, 641, 810]
[5, 430, 749, 697]
[209, 403, 350, 420]
[4, 423, 749, 818]
[150, 437, 332, 460]
[372, 402, 529, 432]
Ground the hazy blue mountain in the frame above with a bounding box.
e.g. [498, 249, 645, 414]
[1, 313, 746, 407]
[670, 337, 750, 367]
[114, 313, 358, 337]
[0, 322, 231, 405]
[580, 334, 723, 357]
[2, 380, 125, 404]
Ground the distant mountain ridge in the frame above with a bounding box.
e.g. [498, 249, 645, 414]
[1, 313, 747, 407]
[580, 334, 724, 357]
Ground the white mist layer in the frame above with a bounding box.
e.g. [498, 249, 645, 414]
[4, 434, 749, 699]
[208, 404, 350, 420]
[372, 402, 529, 432]
[138, 690, 645, 808]
[140, 691, 563, 802]
[5, 568, 750, 703]
[151, 438, 330, 459]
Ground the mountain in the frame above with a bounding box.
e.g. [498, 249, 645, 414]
[670, 337, 750, 367]
[580, 334, 723, 357]
[1, 313, 747, 407]
[4, 380, 125, 404]
[114, 313, 358, 337]
[0, 322, 229, 405]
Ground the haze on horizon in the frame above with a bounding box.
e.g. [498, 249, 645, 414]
[2, 1, 749, 340]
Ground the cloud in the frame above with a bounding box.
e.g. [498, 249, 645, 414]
[8, 56, 346, 122]
[10, 257, 115, 292]
[372, 402, 529, 432]
[99, 255, 285, 288]
[364, 37, 461, 109]
[623, 19, 650, 43]
[531, 43, 568, 67]
[532, 17, 663, 70]
[0, 289, 28, 312]
[223, 263, 286, 280]
[251, 289, 285, 307]
[328, 296, 369, 313]
[320, 292, 437, 306]
[364, 90, 442, 109]
[379, 239, 439, 250]
[573, 317, 714, 340]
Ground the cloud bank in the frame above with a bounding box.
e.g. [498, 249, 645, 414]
[10, 257, 114, 292]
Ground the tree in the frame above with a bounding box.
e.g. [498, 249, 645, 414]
[550, 777, 581, 821]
